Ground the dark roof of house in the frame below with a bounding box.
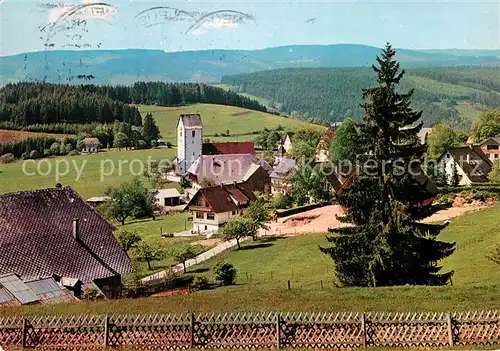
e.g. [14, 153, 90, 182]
[202, 142, 255, 156]
[178, 114, 202, 128]
[187, 154, 261, 184]
[480, 136, 500, 145]
[254, 159, 273, 173]
[270, 158, 296, 179]
[187, 184, 256, 213]
[440, 146, 493, 183]
[0, 187, 134, 283]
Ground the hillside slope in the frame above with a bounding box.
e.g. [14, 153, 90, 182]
[221, 67, 500, 127]
[138, 103, 326, 145]
[1, 44, 498, 85]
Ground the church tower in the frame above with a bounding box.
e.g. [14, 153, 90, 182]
[176, 114, 203, 175]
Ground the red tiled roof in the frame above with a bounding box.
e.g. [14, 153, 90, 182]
[0, 187, 134, 283]
[202, 142, 255, 156]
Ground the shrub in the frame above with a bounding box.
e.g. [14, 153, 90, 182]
[136, 139, 148, 149]
[214, 262, 237, 286]
[191, 275, 210, 290]
[150, 140, 158, 148]
[82, 287, 102, 300]
[67, 150, 80, 156]
[21, 151, 30, 160]
[29, 150, 40, 159]
[166, 141, 173, 148]
[214, 133, 219, 137]
[0, 153, 15, 164]
[50, 142, 60, 155]
[272, 194, 294, 209]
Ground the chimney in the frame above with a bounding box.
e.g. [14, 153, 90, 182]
[72, 219, 80, 240]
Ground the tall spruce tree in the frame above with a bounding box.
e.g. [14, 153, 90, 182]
[320, 44, 455, 287]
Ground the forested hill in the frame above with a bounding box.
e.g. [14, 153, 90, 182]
[221, 67, 500, 128]
[0, 82, 267, 127]
[1, 45, 498, 86]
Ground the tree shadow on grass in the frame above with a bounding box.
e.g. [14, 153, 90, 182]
[239, 243, 273, 251]
[189, 268, 210, 274]
[257, 236, 287, 243]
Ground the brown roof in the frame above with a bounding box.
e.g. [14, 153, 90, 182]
[83, 137, 99, 144]
[186, 184, 256, 213]
[0, 187, 134, 283]
[178, 114, 202, 128]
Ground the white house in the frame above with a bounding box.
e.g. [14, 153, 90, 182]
[81, 138, 100, 154]
[185, 183, 256, 237]
[176, 114, 203, 175]
[155, 188, 182, 207]
[437, 146, 493, 185]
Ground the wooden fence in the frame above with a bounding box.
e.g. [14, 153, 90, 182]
[1, 310, 500, 350]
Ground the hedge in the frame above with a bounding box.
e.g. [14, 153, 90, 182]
[276, 201, 328, 218]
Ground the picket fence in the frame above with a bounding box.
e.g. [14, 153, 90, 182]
[1, 310, 499, 350]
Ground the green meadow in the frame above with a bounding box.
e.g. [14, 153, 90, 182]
[3, 203, 500, 317]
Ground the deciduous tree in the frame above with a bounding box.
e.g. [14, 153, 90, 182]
[220, 217, 255, 249]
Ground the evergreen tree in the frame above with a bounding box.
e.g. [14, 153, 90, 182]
[142, 113, 161, 143]
[450, 162, 460, 187]
[320, 44, 455, 287]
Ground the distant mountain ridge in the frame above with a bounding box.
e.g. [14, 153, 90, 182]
[1, 44, 498, 86]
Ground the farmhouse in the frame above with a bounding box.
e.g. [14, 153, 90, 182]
[478, 136, 500, 162]
[437, 146, 493, 185]
[187, 154, 271, 191]
[186, 183, 257, 236]
[270, 158, 296, 195]
[81, 137, 100, 154]
[0, 187, 134, 298]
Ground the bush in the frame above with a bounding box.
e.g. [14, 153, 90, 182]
[21, 151, 30, 160]
[166, 141, 173, 148]
[214, 262, 237, 286]
[29, 150, 41, 159]
[82, 287, 102, 300]
[0, 153, 15, 164]
[191, 275, 210, 290]
[150, 140, 158, 148]
[272, 194, 294, 209]
[67, 150, 80, 156]
[136, 139, 148, 149]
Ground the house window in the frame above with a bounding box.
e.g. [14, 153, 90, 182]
[192, 131, 196, 138]
[207, 213, 215, 220]
[204, 225, 208, 231]
[196, 212, 204, 219]
[487, 145, 499, 150]
[232, 210, 236, 215]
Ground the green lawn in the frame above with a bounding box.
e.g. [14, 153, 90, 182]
[0, 148, 176, 198]
[114, 212, 208, 279]
[4, 203, 500, 317]
[138, 104, 325, 145]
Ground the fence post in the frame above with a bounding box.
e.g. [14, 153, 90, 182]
[446, 312, 454, 347]
[190, 312, 195, 349]
[21, 317, 28, 349]
[104, 315, 109, 348]
[276, 313, 281, 349]
[360, 313, 367, 348]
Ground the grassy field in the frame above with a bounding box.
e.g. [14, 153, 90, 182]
[138, 104, 325, 145]
[0, 148, 176, 198]
[3, 203, 500, 317]
[114, 211, 210, 279]
[0, 129, 69, 143]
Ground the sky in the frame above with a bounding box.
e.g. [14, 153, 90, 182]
[0, 0, 499, 56]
